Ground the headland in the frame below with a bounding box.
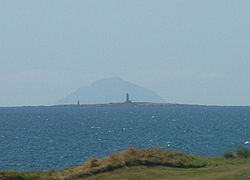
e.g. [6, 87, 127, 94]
[1, 148, 249, 180]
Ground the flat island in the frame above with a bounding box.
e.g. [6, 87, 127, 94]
[53, 102, 202, 107]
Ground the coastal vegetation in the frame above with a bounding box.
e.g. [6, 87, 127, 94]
[0, 148, 249, 180]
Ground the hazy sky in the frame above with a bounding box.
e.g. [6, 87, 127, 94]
[0, 0, 249, 106]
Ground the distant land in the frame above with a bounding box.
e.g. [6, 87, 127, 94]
[54, 102, 199, 107]
[57, 77, 165, 105]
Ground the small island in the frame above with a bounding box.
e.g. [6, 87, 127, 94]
[54, 93, 201, 108]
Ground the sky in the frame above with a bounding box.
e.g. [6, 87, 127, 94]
[0, 0, 249, 106]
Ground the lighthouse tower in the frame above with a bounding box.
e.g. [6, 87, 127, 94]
[125, 93, 132, 103]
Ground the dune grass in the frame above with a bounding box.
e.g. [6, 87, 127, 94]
[84, 163, 250, 180]
[0, 148, 249, 180]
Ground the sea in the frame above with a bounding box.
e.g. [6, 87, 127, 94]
[0, 105, 249, 171]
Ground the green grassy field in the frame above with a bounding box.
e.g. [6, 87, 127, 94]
[1, 148, 249, 180]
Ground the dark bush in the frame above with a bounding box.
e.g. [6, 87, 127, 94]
[223, 152, 234, 159]
[236, 148, 250, 158]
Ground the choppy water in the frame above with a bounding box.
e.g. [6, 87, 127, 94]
[0, 105, 249, 171]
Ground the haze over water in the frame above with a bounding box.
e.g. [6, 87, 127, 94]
[0, 0, 249, 106]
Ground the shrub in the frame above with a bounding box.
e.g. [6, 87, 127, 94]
[223, 152, 234, 159]
[89, 158, 99, 167]
[236, 148, 250, 158]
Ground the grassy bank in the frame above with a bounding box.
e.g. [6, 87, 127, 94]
[0, 148, 249, 180]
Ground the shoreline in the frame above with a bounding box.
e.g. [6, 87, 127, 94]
[0, 148, 249, 180]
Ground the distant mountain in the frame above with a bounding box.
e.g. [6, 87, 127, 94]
[57, 78, 165, 104]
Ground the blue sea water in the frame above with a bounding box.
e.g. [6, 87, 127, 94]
[0, 106, 249, 171]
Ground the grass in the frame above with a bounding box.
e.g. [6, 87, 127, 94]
[0, 148, 249, 180]
[84, 163, 250, 180]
